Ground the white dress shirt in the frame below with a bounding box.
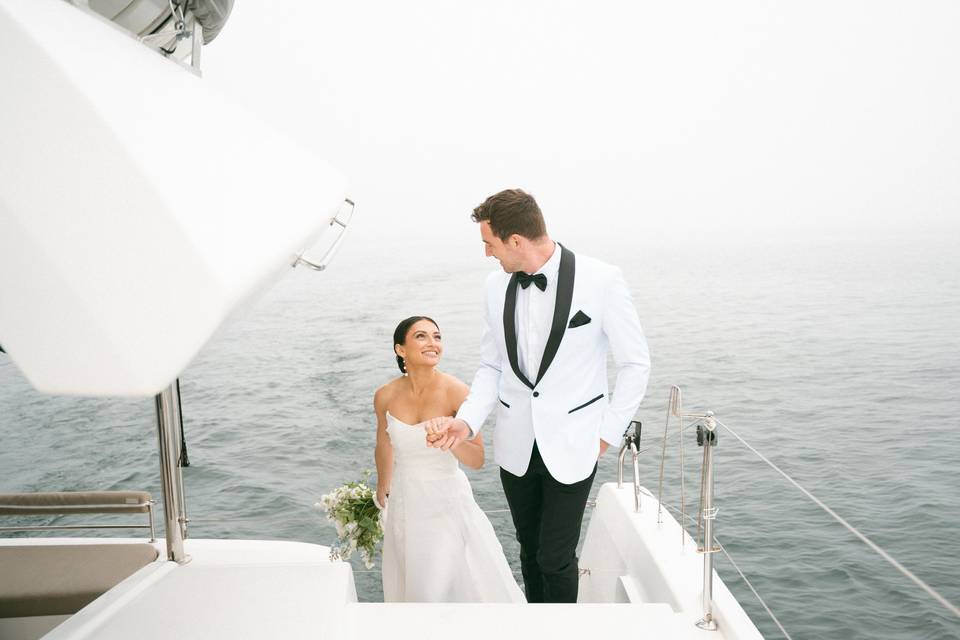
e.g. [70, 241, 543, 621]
[515, 243, 561, 382]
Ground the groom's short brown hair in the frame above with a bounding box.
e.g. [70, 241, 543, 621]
[471, 189, 547, 241]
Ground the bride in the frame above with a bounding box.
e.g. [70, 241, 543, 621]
[374, 315, 525, 603]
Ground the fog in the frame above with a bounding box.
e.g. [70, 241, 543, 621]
[203, 1, 960, 255]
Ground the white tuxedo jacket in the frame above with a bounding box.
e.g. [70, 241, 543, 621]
[457, 245, 651, 484]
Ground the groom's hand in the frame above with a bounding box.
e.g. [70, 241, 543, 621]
[430, 418, 471, 451]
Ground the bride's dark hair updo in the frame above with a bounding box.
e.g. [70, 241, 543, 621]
[392, 316, 439, 373]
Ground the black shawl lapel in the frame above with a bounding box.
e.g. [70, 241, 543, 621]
[503, 273, 534, 389]
[535, 243, 575, 386]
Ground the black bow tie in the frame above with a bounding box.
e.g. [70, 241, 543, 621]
[516, 272, 547, 291]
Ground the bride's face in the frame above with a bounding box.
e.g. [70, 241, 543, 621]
[397, 320, 442, 369]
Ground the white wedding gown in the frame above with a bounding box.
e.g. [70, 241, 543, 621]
[381, 412, 525, 603]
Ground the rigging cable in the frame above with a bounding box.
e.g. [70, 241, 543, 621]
[716, 418, 960, 620]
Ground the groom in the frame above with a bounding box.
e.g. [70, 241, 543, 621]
[430, 188, 651, 603]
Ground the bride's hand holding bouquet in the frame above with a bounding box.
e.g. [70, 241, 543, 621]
[315, 472, 383, 569]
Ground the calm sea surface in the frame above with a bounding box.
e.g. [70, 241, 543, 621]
[1, 235, 958, 639]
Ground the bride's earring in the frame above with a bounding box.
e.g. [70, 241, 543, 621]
[402, 359, 407, 376]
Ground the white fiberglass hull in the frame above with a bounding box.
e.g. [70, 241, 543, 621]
[0, 0, 347, 397]
[1, 484, 761, 639]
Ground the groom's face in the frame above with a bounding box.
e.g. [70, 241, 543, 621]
[479, 221, 522, 273]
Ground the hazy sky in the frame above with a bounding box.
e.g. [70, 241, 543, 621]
[203, 1, 959, 252]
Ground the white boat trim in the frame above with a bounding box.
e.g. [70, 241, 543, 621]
[0, 484, 764, 640]
[0, 0, 349, 396]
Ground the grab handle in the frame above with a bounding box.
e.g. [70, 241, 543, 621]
[295, 198, 356, 271]
[616, 420, 642, 512]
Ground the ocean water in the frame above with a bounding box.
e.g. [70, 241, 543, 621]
[1, 234, 958, 639]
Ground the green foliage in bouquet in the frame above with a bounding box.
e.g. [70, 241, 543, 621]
[315, 471, 384, 569]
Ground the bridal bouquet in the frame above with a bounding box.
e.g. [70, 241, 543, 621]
[314, 473, 383, 569]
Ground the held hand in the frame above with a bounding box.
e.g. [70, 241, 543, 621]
[422, 416, 453, 447]
[431, 418, 471, 451]
[598, 439, 610, 458]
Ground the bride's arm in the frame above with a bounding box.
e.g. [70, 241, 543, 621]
[447, 377, 485, 470]
[373, 388, 393, 507]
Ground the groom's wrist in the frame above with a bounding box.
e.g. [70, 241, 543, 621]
[458, 418, 476, 440]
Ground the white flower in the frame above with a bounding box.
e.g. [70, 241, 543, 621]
[319, 479, 383, 567]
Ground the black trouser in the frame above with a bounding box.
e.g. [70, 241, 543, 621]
[500, 442, 597, 603]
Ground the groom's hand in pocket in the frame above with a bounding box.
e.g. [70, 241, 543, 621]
[598, 439, 610, 458]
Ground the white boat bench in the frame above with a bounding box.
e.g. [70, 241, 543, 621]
[0, 490, 161, 638]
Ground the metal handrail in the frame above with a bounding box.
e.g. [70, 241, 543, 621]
[0, 502, 152, 512]
[655, 498, 794, 640]
[294, 198, 356, 271]
[695, 414, 719, 631]
[0, 524, 154, 533]
[0, 497, 156, 542]
[617, 420, 643, 512]
[651, 386, 960, 634]
[656, 386, 719, 631]
[156, 384, 189, 562]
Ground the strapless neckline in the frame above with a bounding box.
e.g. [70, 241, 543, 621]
[386, 411, 417, 427]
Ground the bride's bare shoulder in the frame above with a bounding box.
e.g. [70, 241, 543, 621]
[374, 377, 406, 408]
[440, 372, 470, 401]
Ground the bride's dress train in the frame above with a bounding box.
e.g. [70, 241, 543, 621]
[381, 412, 525, 603]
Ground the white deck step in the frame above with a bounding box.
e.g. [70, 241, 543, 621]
[8, 479, 765, 640]
[29, 536, 743, 640]
[41, 539, 356, 640]
[345, 602, 721, 640]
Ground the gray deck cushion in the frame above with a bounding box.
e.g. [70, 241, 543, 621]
[0, 491, 152, 515]
[0, 544, 159, 617]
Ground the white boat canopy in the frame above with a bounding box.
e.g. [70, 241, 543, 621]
[0, 0, 348, 397]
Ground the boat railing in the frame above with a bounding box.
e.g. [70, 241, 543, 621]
[644, 384, 960, 638]
[615, 387, 724, 631]
[0, 491, 156, 541]
[616, 419, 643, 512]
